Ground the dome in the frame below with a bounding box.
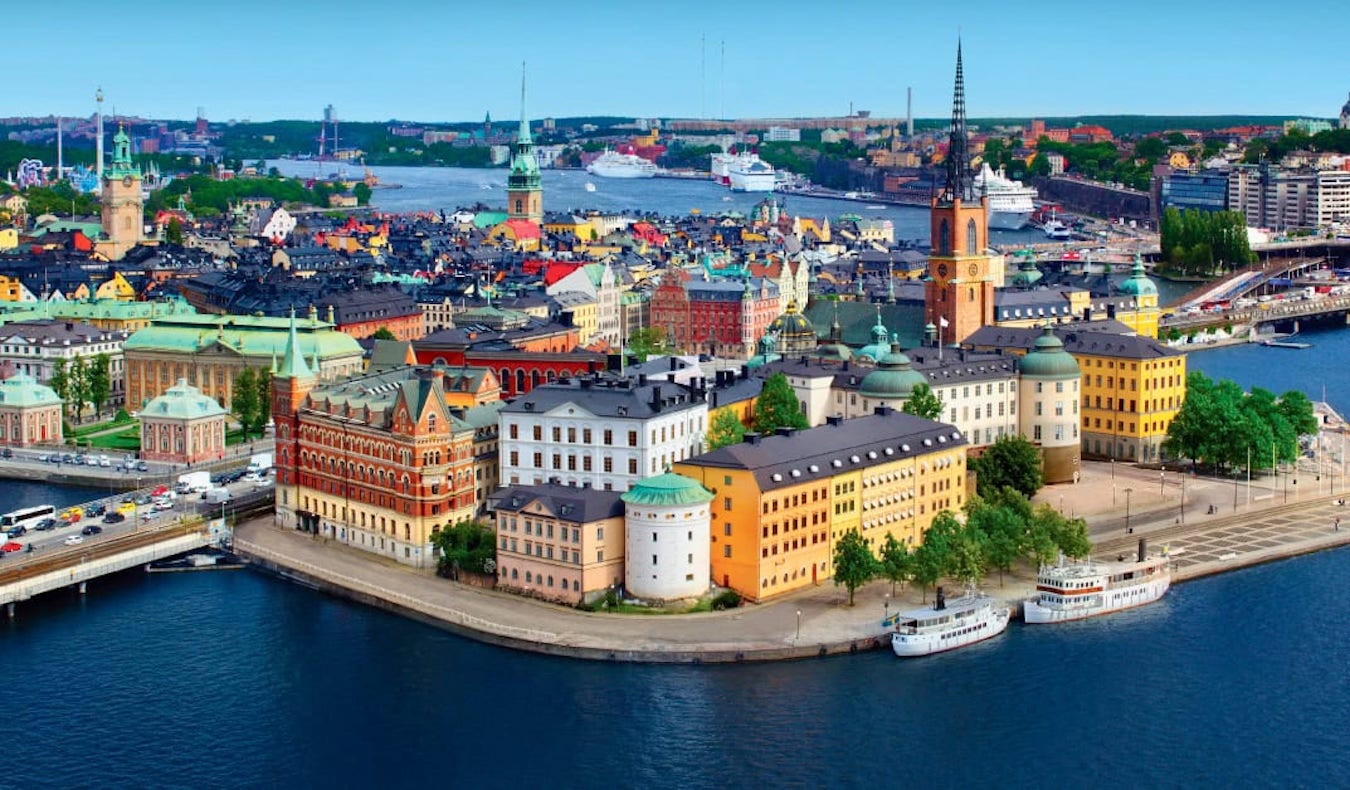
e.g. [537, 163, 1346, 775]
[811, 341, 853, 364]
[1009, 250, 1043, 287]
[856, 306, 893, 363]
[859, 342, 927, 399]
[767, 300, 817, 355]
[142, 378, 228, 420]
[621, 473, 715, 508]
[746, 332, 782, 369]
[1020, 326, 1081, 379]
[1117, 253, 1157, 298]
[0, 372, 61, 408]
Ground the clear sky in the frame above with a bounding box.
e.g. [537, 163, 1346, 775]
[11, 0, 1346, 124]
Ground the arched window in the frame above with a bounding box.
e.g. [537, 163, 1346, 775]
[515, 369, 526, 392]
[966, 218, 978, 254]
[515, 199, 523, 214]
[939, 220, 950, 255]
[530, 370, 542, 388]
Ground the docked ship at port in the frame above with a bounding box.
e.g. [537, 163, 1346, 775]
[586, 151, 658, 179]
[973, 163, 1036, 229]
[710, 151, 776, 192]
[890, 587, 1011, 657]
[1022, 540, 1171, 624]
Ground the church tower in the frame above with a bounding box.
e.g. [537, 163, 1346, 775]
[924, 42, 994, 346]
[273, 308, 318, 532]
[97, 124, 143, 260]
[506, 63, 543, 223]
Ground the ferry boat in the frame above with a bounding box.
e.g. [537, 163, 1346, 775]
[586, 150, 658, 179]
[1043, 220, 1073, 240]
[973, 163, 1036, 230]
[890, 587, 1011, 657]
[1023, 540, 1171, 624]
[728, 153, 776, 192]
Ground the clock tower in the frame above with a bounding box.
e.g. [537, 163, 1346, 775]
[924, 42, 994, 346]
[506, 63, 543, 224]
[96, 124, 143, 261]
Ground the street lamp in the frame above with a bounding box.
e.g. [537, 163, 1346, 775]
[1160, 467, 1166, 497]
[884, 593, 890, 626]
[1124, 487, 1134, 534]
[795, 609, 802, 642]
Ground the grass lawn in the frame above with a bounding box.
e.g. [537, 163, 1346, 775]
[86, 425, 140, 451]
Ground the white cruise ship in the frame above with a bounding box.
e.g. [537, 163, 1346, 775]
[586, 151, 658, 179]
[710, 152, 736, 186]
[727, 152, 775, 192]
[890, 587, 1011, 657]
[1023, 541, 1171, 624]
[973, 163, 1037, 230]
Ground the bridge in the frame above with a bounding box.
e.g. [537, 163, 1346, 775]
[1162, 293, 1350, 334]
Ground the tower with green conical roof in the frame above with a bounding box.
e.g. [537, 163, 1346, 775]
[273, 308, 318, 532]
[506, 62, 542, 223]
[97, 123, 143, 260]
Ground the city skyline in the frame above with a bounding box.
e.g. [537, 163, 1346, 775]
[7, 0, 1347, 124]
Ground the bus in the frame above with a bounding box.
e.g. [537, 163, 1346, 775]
[1, 504, 56, 529]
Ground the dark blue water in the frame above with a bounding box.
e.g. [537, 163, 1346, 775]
[1188, 322, 1350, 416]
[0, 479, 108, 512]
[3, 548, 1348, 787]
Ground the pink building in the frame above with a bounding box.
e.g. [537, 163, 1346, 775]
[138, 378, 228, 464]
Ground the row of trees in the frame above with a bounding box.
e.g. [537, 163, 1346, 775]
[1244, 128, 1350, 164]
[230, 368, 274, 439]
[49, 355, 112, 422]
[1159, 207, 1256, 276]
[707, 372, 810, 450]
[1164, 372, 1317, 472]
[431, 519, 497, 579]
[833, 487, 1091, 605]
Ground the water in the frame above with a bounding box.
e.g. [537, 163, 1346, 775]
[1188, 322, 1350, 415]
[3, 547, 1348, 786]
[0, 479, 108, 514]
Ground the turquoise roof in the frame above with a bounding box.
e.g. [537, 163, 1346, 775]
[1020, 325, 1081, 379]
[0, 372, 61, 408]
[278, 308, 314, 379]
[141, 378, 226, 420]
[1118, 253, 1158, 297]
[859, 343, 927, 399]
[124, 313, 363, 362]
[621, 473, 714, 508]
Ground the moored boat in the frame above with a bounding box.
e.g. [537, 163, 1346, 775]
[1023, 540, 1171, 624]
[890, 587, 1011, 657]
[587, 150, 658, 179]
[974, 163, 1036, 230]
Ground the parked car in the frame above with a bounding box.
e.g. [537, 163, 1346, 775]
[72, 455, 85, 465]
[83, 524, 106, 534]
[98, 455, 111, 467]
[61, 453, 73, 464]
[86, 504, 107, 518]
[103, 512, 125, 524]
[1, 541, 23, 553]
[1, 448, 12, 459]
[135, 461, 149, 472]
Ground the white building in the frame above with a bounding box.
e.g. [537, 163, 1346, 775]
[0, 320, 130, 409]
[765, 126, 801, 142]
[546, 262, 621, 347]
[621, 472, 714, 600]
[499, 376, 708, 491]
[1316, 169, 1350, 228]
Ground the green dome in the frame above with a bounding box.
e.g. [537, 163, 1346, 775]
[1118, 254, 1157, 297]
[622, 473, 715, 508]
[1020, 326, 1081, 379]
[1010, 250, 1043, 287]
[859, 343, 927, 399]
[767, 301, 816, 339]
[142, 378, 228, 420]
[0, 372, 61, 408]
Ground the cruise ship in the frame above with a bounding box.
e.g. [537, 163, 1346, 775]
[727, 153, 776, 192]
[1023, 540, 1171, 624]
[890, 587, 1011, 657]
[586, 151, 658, 179]
[973, 163, 1037, 230]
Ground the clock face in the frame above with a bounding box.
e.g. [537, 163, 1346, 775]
[122, 175, 133, 187]
[968, 263, 980, 276]
[936, 263, 949, 278]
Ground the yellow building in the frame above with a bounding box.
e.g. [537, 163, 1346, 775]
[543, 214, 595, 241]
[0, 227, 18, 251]
[552, 292, 599, 346]
[0, 274, 29, 302]
[674, 408, 968, 602]
[964, 324, 1185, 462]
[94, 271, 136, 301]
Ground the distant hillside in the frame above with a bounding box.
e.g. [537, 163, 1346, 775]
[965, 115, 1302, 136]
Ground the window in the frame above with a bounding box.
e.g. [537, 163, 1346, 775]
[724, 497, 732, 511]
[603, 429, 613, 445]
[628, 431, 638, 447]
[596, 527, 604, 540]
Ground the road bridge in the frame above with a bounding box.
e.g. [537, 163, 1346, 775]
[1161, 293, 1350, 334]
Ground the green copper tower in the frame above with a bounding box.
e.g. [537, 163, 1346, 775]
[506, 62, 542, 223]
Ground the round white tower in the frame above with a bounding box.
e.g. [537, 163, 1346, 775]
[621, 472, 714, 601]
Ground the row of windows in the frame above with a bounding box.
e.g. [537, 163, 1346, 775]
[499, 566, 581, 592]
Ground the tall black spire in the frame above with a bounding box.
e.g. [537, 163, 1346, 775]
[942, 39, 970, 203]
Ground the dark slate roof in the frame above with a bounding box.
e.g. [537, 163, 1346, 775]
[688, 408, 965, 492]
[963, 324, 1182, 360]
[501, 377, 703, 419]
[488, 483, 625, 524]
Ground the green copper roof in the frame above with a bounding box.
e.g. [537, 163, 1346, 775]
[278, 308, 314, 380]
[859, 343, 927, 399]
[621, 473, 714, 508]
[1117, 253, 1157, 297]
[124, 313, 363, 363]
[1020, 325, 1081, 379]
[0, 372, 61, 408]
[141, 378, 227, 420]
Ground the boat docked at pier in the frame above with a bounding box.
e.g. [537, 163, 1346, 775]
[890, 587, 1011, 657]
[586, 151, 658, 179]
[1023, 541, 1171, 624]
[973, 163, 1036, 229]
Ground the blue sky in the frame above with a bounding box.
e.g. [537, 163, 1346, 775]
[12, 0, 1346, 123]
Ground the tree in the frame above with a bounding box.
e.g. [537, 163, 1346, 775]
[49, 358, 70, 418]
[255, 368, 272, 435]
[371, 326, 397, 341]
[901, 382, 944, 420]
[626, 326, 672, 362]
[165, 217, 184, 246]
[879, 532, 912, 595]
[949, 522, 988, 587]
[832, 528, 878, 606]
[707, 409, 747, 450]
[1277, 390, 1318, 438]
[353, 182, 372, 206]
[68, 357, 89, 422]
[911, 511, 961, 602]
[432, 519, 497, 578]
[1030, 505, 1092, 559]
[86, 354, 111, 420]
[232, 368, 260, 438]
[972, 435, 1044, 498]
[967, 494, 1025, 585]
[753, 372, 809, 434]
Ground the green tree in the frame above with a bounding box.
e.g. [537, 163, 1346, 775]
[432, 519, 497, 578]
[901, 382, 944, 420]
[86, 353, 111, 420]
[353, 182, 372, 206]
[1277, 390, 1318, 438]
[949, 522, 988, 587]
[911, 511, 961, 602]
[753, 372, 809, 434]
[967, 494, 1025, 585]
[165, 217, 184, 246]
[232, 368, 260, 438]
[878, 532, 913, 596]
[255, 368, 272, 435]
[972, 435, 1044, 497]
[371, 326, 397, 341]
[706, 408, 747, 450]
[1034, 505, 1092, 558]
[49, 358, 70, 418]
[626, 326, 672, 362]
[68, 357, 89, 422]
[832, 528, 878, 606]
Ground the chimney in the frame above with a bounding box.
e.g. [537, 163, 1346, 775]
[740, 364, 749, 380]
[1082, 306, 1092, 322]
[1106, 304, 1117, 319]
[1138, 538, 1148, 563]
[774, 427, 797, 438]
[874, 404, 894, 416]
[826, 415, 844, 426]
[935, 586, 946, 611]
[650, 385, 662, 413]
[669, 356, 678, 371]
[638, 373, 647, 387]
[743, 431, 762, 445]
[588, 359, 597, 374]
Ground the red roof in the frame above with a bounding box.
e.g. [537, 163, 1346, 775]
[500, 219, 540, 240]
[542, 261, 581, 286]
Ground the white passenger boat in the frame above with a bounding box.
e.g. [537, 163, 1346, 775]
[586, 150, 658, 179]
[974, 163, 1037, 229]
[890, 587, 1011, 657]
[1023, 540, 1171, 624]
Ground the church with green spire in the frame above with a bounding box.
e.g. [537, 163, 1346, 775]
[96, 124, 144, 260]
[507, 63, 542, 223]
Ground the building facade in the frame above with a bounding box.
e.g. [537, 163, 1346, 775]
[0, 320, 130, 409]
[621, 472, 715, 601]
[0, 372, 63, 446]
[138, 378, 229, 464]
[490, 483, 625, 604]
[95, 125, 143, 261]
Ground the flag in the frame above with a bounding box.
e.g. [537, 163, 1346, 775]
[939, 317, 950, 328]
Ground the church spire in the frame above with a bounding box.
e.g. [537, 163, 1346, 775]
[941, 39, 970, 203]
[278, 307, 313, 380]
[518, 61, 532, 143]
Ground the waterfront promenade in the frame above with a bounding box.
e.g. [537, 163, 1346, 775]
[235, 457, 1350, 662]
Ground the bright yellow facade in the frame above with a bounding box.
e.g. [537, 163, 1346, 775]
[0, 227, 17, 251]
[94, 272, 136, 301]
[0, 275, 27, 302]
[1078, 350, 1186, 462]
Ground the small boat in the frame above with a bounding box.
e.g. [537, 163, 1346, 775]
[890, 587, 1011, 657]
[865, 204, 885, 210]
[843, 191, 860, 199]
[584, 182, 596, 192]
[1043, 220, 1073, 240]
[1023, 540, 1171, 624]
[721, 196, 732, 202]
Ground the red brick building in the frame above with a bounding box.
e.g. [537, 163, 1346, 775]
[649, 269, 780, 359]
[413, 319, 604, 397]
